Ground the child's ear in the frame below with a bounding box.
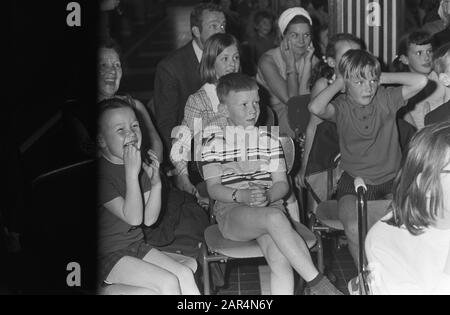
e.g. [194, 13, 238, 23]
[438, 73, 450, 87]
[327, 57, 336, 68]
[399, 54, 409, 66]
[218, 103, 229, 117]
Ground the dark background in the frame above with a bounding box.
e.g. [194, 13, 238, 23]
[4, 0, 99, 293]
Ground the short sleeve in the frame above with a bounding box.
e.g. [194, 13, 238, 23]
[268, 138, 287, 173]
[201, 136, 225, 181]
[385, 86, 407, 112]
[98, 176, 120, 206]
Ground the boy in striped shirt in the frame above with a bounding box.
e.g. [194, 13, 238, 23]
[201, 73, 342, 295]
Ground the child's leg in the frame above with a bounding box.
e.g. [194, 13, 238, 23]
[143, 249, 200, 295]
[285, 177, 300, 223]
[105, 253, 181, 294]
[256, 234, 294, 295]
[338, 195, 358, 265]
[221, 206, 319, 282]
[162, 251, 198, 273]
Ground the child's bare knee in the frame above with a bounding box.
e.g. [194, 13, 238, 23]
[265, 208, 288, 227]
[177, 264, 195, 280]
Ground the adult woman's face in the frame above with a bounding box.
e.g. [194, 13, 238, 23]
[214, 44, 240, 80]
[285, 23, 312, 57]
[98, 48, 122, 100]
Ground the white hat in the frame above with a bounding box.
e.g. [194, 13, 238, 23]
[278, 7, 313, 35]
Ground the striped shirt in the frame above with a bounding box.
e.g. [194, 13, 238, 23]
[201, 127, 286, 189]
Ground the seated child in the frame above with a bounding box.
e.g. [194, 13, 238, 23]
[425, 43, 450, 125]
[309, 49, 428, 265]
[392, 30, 446, 129]
[97, 98, 200, 295]
[201, 73, 342, 295]
[296, 33, 365, 188]
[366, 121, 450, 295]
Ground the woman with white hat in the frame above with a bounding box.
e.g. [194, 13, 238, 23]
[257, 7, 319, 138]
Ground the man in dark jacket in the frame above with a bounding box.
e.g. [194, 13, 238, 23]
[153, 3, 225, 170]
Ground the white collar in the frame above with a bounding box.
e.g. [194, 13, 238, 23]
[203, 83, 220, 112]
[192, 40, 203, 63]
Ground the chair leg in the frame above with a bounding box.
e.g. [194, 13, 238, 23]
[316, 234, 325, 274]
[201, 243, 211, 295]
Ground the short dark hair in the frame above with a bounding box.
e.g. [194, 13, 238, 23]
[190, 3, 224, 32]
[97, 97, 135, 132]
[216, 73, 258, 103]
[392, 30, 433, 72]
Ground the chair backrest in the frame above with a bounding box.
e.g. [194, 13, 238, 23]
[287, 95, 311, 137]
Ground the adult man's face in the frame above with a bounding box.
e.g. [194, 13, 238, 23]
[195, 10, 226, 49]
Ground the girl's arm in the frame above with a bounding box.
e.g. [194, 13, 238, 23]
[103, 145, 143, 226]
[308, 76, 343, 120]
[142, 151, 163, 226]
[133, 99, 164, 162]
[142, 183, 162, 227]
[380, 72, 428, 101]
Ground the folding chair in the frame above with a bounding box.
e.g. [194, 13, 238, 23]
[199, 136, 322, 295]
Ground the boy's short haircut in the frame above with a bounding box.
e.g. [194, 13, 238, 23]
[338, 49, 381, 81]
[216, 73, 259, 104]
[433, 43, 450, 74]
[190, 3, 224, 32]
[98, 97, 134, 132]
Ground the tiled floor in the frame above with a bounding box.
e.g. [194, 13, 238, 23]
[120, 3, 359, 296]
[213, 237, 357, 296]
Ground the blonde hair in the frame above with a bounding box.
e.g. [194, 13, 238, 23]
[338, 49, 381, 81]
[387, 121, 450, 235]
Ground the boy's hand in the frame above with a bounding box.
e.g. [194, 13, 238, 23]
[142, 149, 161, 185]
[247, 182, 269, 207]
[123, 143, 142, 177]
